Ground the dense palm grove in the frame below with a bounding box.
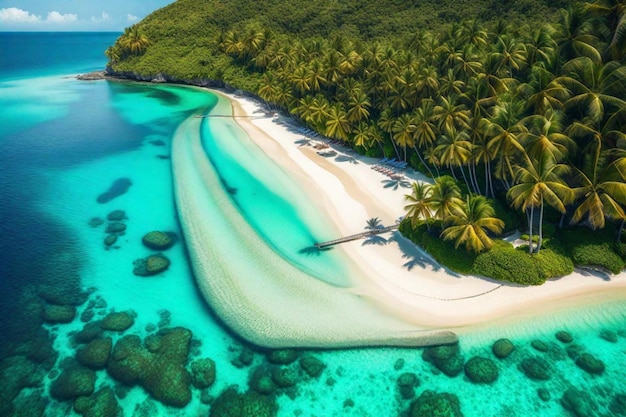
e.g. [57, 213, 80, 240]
[108, 0, 626, 284]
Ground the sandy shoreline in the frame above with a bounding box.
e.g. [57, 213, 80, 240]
[173, 86, 626, 347]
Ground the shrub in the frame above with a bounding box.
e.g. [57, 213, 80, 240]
[560, 227, 625, 274]
[421, 231, 476, 274]
[472, 241, 545, 285]
[534, 248, 574, 278]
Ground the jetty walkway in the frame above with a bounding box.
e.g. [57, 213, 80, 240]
[314, 224, 398, 249]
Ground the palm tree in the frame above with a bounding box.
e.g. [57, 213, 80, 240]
[324, 103, 351, 142]
[429, 176, 463, 221]
[570, 135, 626, 231]
[520, 109, 577, 162]
[492, 34, 528, 78]
[555, 5, 602, 64]
[507, 153, 574, 253]
[441, 195, 504, 253]
[392, 113, 416, 161]
[120, 26, 150, 56]
[433, 95, 471, 133]
[554, 57, 626, 125]
[435, 126, 473, 188]
[585, 0, 626, 61]
[485, 98, 528, 188]
[404, 182, 433, 228]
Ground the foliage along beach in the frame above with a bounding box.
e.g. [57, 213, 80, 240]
[104, 0, 626, 344]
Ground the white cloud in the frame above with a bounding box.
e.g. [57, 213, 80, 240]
[0, 7, 41, 23]
[46, 11, 78, 23]
[91, 11, 110, 22]
[127, 13, 138, 22]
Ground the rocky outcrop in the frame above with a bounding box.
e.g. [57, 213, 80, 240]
[190, 358, 216, 389]
[50, 362, 96, 401]
[464, 356, 498, 384]
[409, 390, 464, 417]
[423, 344, 464, 377]
[101, 311, 134, 332]
[210, 388, 277, 417]
[492, 339, 515, 359]
[142, 231, 176, 250]
[76, 338, 112, 370]
[133, 254, 170, 276]
[107, 327, 193, 407]
[73, 387, 121, 417]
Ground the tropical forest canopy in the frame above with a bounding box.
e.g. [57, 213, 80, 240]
[107, 0, 626, 284]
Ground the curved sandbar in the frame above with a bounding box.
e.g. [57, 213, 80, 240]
[172, 115, 457, 348]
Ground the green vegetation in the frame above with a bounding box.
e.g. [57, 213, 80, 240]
[108, 0, 626, 284]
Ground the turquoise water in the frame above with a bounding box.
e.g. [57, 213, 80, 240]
[0, 33, 624, 417]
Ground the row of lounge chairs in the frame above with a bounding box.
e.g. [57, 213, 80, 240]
[378, 158, 409, 169]
[371, 158, 408, 179]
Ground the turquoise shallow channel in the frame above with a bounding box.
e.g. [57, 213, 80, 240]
[0, 33, 625, 417]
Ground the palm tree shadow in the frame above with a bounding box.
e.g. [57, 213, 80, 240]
[362, 235, 388, 246]
[390, 231, 462, 278]
[295, 138, 310, 146]
[335, 155, 359, 164]
[382, 178, 412, 190]
[299, 246, 332, 256]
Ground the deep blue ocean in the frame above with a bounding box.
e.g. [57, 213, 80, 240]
[0, 32, 624, 417]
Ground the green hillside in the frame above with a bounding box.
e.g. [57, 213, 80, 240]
[107, 0, 575, 87]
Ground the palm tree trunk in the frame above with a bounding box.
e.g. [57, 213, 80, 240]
[459, 165, 472, 192]
[390, 139, 401, 161]
[470, 162, 481, 194]
[618, 218, 625, 243]
[528, 207, 534, 254]
[449, 164, 458, 180]
[487, 159, 495, 198]
[413, 146, 435, 177]
[537, 200, 544, 253]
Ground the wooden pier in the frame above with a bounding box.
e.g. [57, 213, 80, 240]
[314, 224, 398, 249]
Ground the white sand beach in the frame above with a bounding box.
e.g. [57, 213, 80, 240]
[172, 88, 626, 347]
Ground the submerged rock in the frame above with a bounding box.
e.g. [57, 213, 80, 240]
[75, 321, 104, 344]
[423, 344, 464, 377]
[88, 217, 104, 227]
[107, 327, 193, 407]
[106, 210, 126, 221]
[531, 340, 549, 352]
[519, 356, 552, 380]
[190, 358, 216, 389]
[267, 349, 298, 365]
[0, 355, 43, 413]
[133, 254, 170, 276]
[249, 367, 276, 395]
[103, 234, 118, 246]
[599, 329, 618, 343]
[492, 339, 515, 359]
[50, 363, 96, 401]
[42, 304, 76, 324]
[142, 231, 175, 250]
[101, 311, 134, 332]
[397, 372, 419, 399]
[76, 338, 112, 370]
[560, 387, 598, 417]
[73, 387, 120, 417]
[299, 356, 325, 378]
[464, 356, 498, 384]
[105, 222, 126, 234]
[555, 331, 573, 343]
[575, 353, 605, 375]
[210, 388, 277, 417]
[409, 390, 464, 417]
[271, 367, 297, 388]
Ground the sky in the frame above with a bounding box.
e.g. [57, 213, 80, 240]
[0, 0, 174, 31]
